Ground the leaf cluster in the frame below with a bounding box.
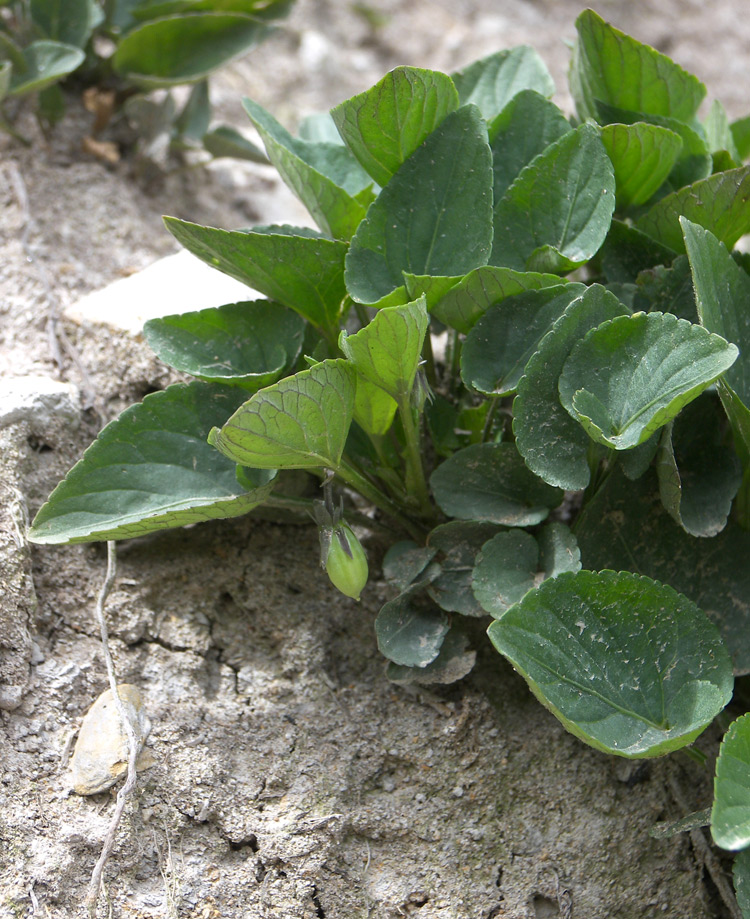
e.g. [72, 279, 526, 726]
[26, 9, 750, 906]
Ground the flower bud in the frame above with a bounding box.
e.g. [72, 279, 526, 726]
[324, 523, 368, 601]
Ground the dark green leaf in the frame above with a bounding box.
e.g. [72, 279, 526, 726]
[330, 66, 459, 187]
[174, 79, 210, 140]
[488, 569, 733, 758]
[143, 300, 305, 391]
[452, 47, 554, 121]
[576, 467, 750, 674]
[513, 284, 628, 490]
[375, 590, 450, 667]
[712, 713, 750, 850]
[558, 311, 738, 450]
[491, 124, 615, 272]
[599, 122, 683, 208]
[426, 520, 504, 617]
[430, 442, 562, 527]
[460, 284, 586, 395]
[345, 104, 493, 304]
[130, 0, 291, 21]
[202, 125, 268, 162]
[208, 359, 355, 470]
[244, 97, 373, 239]
[600, 219, 678, 285]
[30, 0, 102, 47]
[27, 383, 275, 544]
[632, 256, 698, 323]
[382, 541, 438, 591]
[386, 626, 476, 685]
[488, 90, 571, 203]
[571, 9, 705, 124]
[113, 14, 271, 88]
[163, 218, 347, 337]
[8, 40, 84, 96]
[637, 167, 750, 253]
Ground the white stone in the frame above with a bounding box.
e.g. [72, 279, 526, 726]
[0, 376, 80, 429]
[64, 250, 256, 334]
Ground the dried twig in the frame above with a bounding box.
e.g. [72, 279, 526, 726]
[84, 541, 141, 916]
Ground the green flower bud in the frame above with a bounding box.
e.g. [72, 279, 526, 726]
[324, 523, 368, 601]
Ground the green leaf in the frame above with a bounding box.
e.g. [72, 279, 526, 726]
[649, 808, 711, 839]
[426, 520, 503, 617]
[491, 124, 615, 272]
[734, 849, 750, 918]
[30, 0, 102, 47]
[382, 541, 438, 591]
[571, 9, 705, 124]
[8, 40, 84, 96]
[429, 266, 568, 335]
[487, 569, 733, 758]
[731, 116, 750, 161]
[208, 359, 356, 469]
[375, 589, 450, 667]
[27, 383, 275, 545]
[599, 122, 683, 209]
[0, 61, 12, 104]
[339, 297, 428, 403]
[386, 626, 476, 685]
[202, 125, 268, 162]
[298, 111, 344, 144]
[472, 522, 580, 617]
[452, 47, 554, 121]
[460, 284, 586, 395]
[243, 97, 373, 239]
[112, 13, 270, 87]
[632, 256, 698, 324]
[143, 300, 305, 391]
[174, 78, 210, 141]
[704, 99, 741, 168]
[130, 0, 291, 21]
[576, 467, 750, 674]
[513, 284, 628, 490]
[330, 66, 459, 188]
[558, 311, 738, 450]
[345, 104, 493, 304]
[430, 442, 562, 527]
[600, 219, 678, 285]
[163, 218, 347, 338]
[712, 714, 750, 850]
[351, 377, 398, 437]
[488, 89, 571, 202]
[655, 395, 742, 538]
[637, 167, 750, 253]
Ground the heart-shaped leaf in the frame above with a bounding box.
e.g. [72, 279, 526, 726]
[452, 47, 554, 121]
[144, 300, 305, 390]
[712, 713, 750, 850]
[599, 122, 683, 208]
[430, 442, 562, 526]
[558, 311, 738, 450]
[513, 284, 628, 490]
[491, 124, 615, 272]
[208, 359, 356, 469]
[426, 520, 504, 617]
[345, 104, 493, 304]
[330, 66, 459, 188]
[27, 383, 275, 544]
[488, 569, 733, 758]
[375, 590, 450, 667]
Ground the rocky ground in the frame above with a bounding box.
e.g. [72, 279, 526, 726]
[2, 1, 750, 917]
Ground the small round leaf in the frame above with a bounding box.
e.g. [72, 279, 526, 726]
[712, 713, 750, 851]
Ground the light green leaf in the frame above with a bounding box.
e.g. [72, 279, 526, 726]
[345, 104, 493, 304]
[339, 297, 428, 403]
[208, 359, 356, 469]
[375, 589, 450, 667]
[491, 124, 615, 272]
[430, 442, 562, 527]
[330, 66, 459, 188]
[244, 97, 373, 239]
[558, 311, 738, 450]
[513, 284, 628, 490]
[112, 14, 271, 88]
[460, 284, 586, 395]
[488, 570, 733, 758]
[637, 167, 750, 253]
[429, 266, 568, 335]
[143, 300, 305, 391]
[27, 383, 275, 544]
[30, 0, 102, 48]
[655, 395, 742, 538]
[452, 47, 554, 121]
[731, 116, 750, 161]
[576, 467, 750, 675]
[571, 9, 705, 124]
[600, 122, 683, 209]
[163, 218, 347, 338]
[351, 377, 398, 437]
[0, 61, 12, 103]
[712, 714, 750, 850]
[8, 40, 84, 96]
[488, 89, 571, 202]
[130, 0, 291, 20]
[704, 99, 741, 168]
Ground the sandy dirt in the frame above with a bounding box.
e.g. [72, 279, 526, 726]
[2, 2, 750, 917]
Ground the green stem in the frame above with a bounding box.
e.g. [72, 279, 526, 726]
[397, 397, 434, 519]
[481, 397, 500, 443]
[337, 459, 426, 542]
[422, 331, 437, 389]
[263, 494, 396, 538]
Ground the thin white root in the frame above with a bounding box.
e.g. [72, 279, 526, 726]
[84, 541, 140, 916]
